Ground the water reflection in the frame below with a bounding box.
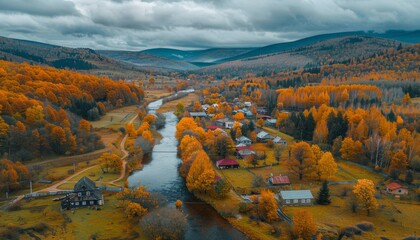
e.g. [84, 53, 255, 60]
[128, 98, 247, 240]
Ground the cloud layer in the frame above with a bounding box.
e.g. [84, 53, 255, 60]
[0, 0, 419, 50]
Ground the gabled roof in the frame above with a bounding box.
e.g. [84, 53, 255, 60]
[190, 112, 207, 117]
[236, 145, 254, 151]
[271, 175, 290, 185]
[257, 131, 273, 139]
[207, 125, 221, 130]
[280, 190, 314, 200]
[216, 117, 231, 123]
[273, 136, 285, 143]
[386, 182, 403, 191]
[236, 136, 251, 142]
[217, 158, 239, 166]
[74, 177, 96, 191]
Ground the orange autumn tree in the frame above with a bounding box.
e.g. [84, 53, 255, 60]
[179, 135, 203, 162]
[175, 117, 198, 141]
[353, 179, 378, 216]
[258, 189, 279, 222]
[293, 210, 317, 240]
[289, 142, 316, 180]
[340, 137, 363, 162]
[317, 152, 338, 181]
[186, 150, 215, 194]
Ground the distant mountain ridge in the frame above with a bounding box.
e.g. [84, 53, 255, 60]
[0, 30, 419, 75]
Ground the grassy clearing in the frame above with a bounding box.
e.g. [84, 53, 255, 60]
[283, 191, 420, 240]
[144, 89, 173, 102]
[219, 169, 255, 189]
[57, 165, 120, 190]
[228, 217, 291, 240]
[157, 92, 199, 113]
[333, 161, 383, 183]
[91, 105, 140, 130]
[0, 194, 144, 239]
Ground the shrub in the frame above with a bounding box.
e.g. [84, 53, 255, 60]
[355, 222, 374, 231]
[32, 222, 50, 233]
[141, 207, 187, 240]
[0, 225, 21, 240]
[270, 225, 282, 237]
[239, 202, 252, 214]
[339, 225, 362, 238]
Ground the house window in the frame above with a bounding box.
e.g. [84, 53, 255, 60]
[82, 201, 86, 205]
[293, 199, 298, 203]
[286, 200, 290, 204]
[86, 191, 90, 196]
[90, 201, 94, 205]
[75, 202, 79, 206]
[398, 189, 401, 193]
[78, 192, 82, 197]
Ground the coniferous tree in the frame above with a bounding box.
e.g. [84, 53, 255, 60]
[317, 181, 331, 205]
[405, 170, 414, 184]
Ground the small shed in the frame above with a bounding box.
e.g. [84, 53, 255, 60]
[279, 190, 314, 206]
[273, 136, 287, 145]
[236, 136, 252, 145]
[190, 112, 207, 118]
[237, 148, 256, 159]
[257, 131, 274, 142]
[268, 175, 290, 185]
[216, 158, 240, 169]
[386, 182, 408, 195]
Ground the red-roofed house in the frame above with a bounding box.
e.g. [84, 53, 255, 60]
[216, 158, 240, 169]
[268, 175, 290, 186]
[386, 182, 408, 195]
[207, 125, 221, 130]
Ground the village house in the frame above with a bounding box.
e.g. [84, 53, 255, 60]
[273, 136, 287, 145]
[236, 136, 252, 146]
[237, 147, 256, 159]
[244, 102, 252, 107]
[215, 118, 235, 129]
[189, 112, 207, 118]
[257, 131, 275, 142]
[268, 174, 290, 186]
[386, 182, 408, 195]
[216, 158, 240, 169]
[279, 190, 314, 206]
[61, 177, 103, 210]
[265, 119, 277, 127]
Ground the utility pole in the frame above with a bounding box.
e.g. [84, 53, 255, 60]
[30, 180, 33, 194]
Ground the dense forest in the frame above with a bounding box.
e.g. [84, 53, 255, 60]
[0, 60, 144, 163]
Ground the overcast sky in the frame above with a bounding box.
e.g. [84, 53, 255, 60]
[0, 0, 419, 50]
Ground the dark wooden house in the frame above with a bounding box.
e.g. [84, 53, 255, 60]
[61, 177, 103, 210]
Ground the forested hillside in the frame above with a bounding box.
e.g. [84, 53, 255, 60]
[0, 60, 144, 162]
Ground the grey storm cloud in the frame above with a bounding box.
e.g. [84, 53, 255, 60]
[0, 0, 419, 50]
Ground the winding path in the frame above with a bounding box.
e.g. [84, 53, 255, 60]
[4, 108, 139, 209]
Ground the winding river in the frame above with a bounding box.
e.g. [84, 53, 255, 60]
[128, 97, 247, 240]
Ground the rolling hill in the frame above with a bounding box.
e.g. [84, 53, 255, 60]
[198, 36, 405, 77]
[0, 36, 150, 79]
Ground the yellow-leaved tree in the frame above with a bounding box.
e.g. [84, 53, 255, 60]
[99, 152, 123, 173]
[258, 189, 279, 223]
[179, 135, 203, 162]
[353, 179, 378, 216]
[125, 202, 147, 219]
[317, 152, 338, 181]
[175, 117, 198, 140]
[186, 150, 215, 194]
[340, 137, 363, 162]
[293, 209, 317, 240]
[289, 142, 316, 180]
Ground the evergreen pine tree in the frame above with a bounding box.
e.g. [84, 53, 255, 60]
[405, 170, 414, 184]
[317, 181, 331, 205]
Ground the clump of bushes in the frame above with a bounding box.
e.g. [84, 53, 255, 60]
[339, 225, 362, 238]
[355, 221, 374, 231]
